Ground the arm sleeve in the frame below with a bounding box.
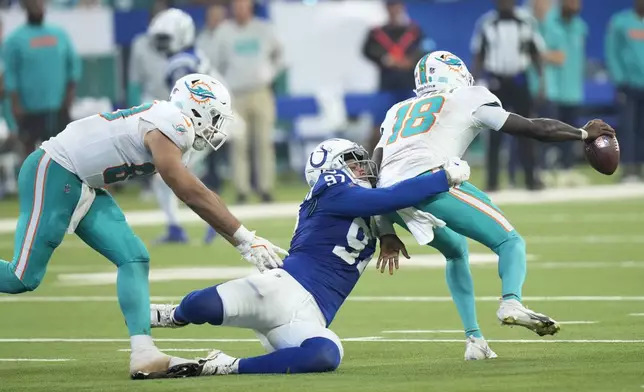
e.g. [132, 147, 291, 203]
[63, 31, 82, 83]
[267, 23, 285, 76]
[210, 27, 227, 74]
[472, 104, 511, 131]
[527, 20, 546, 55]
[362, 30, 383, 65]
[3, 37, 18, 93]
[605, 15, 625, 85]
[317, 170, 450, 217]
[470, 13, 488, 54]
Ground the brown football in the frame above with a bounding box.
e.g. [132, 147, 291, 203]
[584, 135, 620, 175]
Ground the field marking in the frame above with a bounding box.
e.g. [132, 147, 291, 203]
[557, 321, 598, 325]
[381, 330, 463, 334]
[526, 235, 644, 244]
[2, 338, 643, 345]
[629, 313, 644, 316]
[0, 358, 74, 362]
[0, 183, 643, 234]
[344, 338, 644, 343]
[3, 295, 644, 303]
[348, 296, 644, 302]
[51, 259, 644, 287]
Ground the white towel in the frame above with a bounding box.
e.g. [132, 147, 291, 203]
[396, 207, 446, 245]
[67, 182, 96, 234]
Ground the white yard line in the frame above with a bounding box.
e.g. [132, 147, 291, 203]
[0, 358, 74, 362]
[0, 338, 641, 344]
[629, 313, 644, 316]
[2, 295, 644, 303]
[343, 338, 644, 343]
[0, 184, 642, 234]
[381, 330, 463, 334]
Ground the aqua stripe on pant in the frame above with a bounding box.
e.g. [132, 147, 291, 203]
[390, 181, 527, 338]
[0, 149, 154, 336]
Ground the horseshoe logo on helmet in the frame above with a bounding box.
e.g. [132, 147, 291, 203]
[309, 146, 329, 168]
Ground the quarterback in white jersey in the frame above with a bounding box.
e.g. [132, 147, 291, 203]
[373, 51, 615, 360]
[0, 73, 287, 379]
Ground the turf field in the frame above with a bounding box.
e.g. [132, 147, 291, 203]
[0, 183, 643, 392]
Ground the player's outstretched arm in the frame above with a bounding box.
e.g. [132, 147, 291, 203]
[145, 130, 287, 270]
[146, 130, 241, 238]
[472, 100, 615, 142]
[319, 160, 468, 217]
[500, 114, 616, 143]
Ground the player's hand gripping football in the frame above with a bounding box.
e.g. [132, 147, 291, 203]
[235, 232, 289, 272]
[443, 157, 471, 186]
[376, 234, 410, 275]
[582, 119, 616, 141]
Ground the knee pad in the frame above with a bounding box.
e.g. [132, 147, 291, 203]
[300, 337, 342, 372]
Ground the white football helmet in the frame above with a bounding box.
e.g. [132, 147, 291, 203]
[170, 73, 234, 151]
[148, 8, 196, 55]
[305, 138, 377, 189]
[414, 50, 474, 96]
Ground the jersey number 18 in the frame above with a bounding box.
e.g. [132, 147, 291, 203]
[387, 95, 445, 145]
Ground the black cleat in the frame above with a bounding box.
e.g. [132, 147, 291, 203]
[131, 362, 202, 380]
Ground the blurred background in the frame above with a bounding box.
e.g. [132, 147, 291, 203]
[0, 0, 639, 204]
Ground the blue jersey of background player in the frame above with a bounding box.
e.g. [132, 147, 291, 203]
[142, 138, 471, 379]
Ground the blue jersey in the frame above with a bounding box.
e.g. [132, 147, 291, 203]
[282, 169, 450, 325]
[165, 47, 212, 89]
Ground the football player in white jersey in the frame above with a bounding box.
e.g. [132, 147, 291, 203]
[0, 73, 287, 378]
[147, 8, 244, 244]
[373, 50, 615, 360]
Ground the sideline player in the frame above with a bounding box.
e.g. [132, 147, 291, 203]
[139, 138, 471, 378]
[147, 8, 242, 244]
[373, 50, 616, 360]
[0, 73, 287, 377]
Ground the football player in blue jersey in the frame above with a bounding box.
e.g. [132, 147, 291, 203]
[135, 138, 471, 379]
[147, 8, 232, 245]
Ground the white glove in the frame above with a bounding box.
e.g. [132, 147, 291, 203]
[443, 158, 470, 186]
[234, 226, 289, 272]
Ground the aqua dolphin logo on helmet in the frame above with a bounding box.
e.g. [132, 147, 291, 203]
[435, 53, 463, 67]
[414, 50, 473, 96]
[185, 81, 216, 103]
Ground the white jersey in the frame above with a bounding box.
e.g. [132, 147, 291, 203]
[377, 86, 509, 187]
[41, 100, 195, 189]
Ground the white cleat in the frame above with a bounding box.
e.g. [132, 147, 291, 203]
[198, 349, 240, 376]
[150, 304, 186, 328]
[130, 347, 198, 380]
[464, 336, 498, 360]
[130, 347, 171, 376]
[497, 299, 560, 336]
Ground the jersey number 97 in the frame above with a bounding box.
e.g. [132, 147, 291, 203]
[333, 217, 374, 274]
[387, 95, 445, 145]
